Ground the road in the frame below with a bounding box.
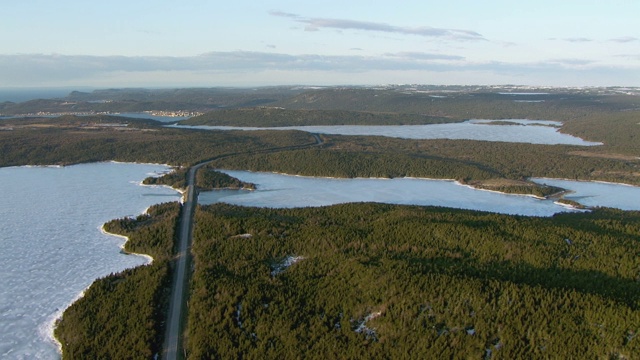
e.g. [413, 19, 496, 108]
[162, 133, 323, 360]
[162, 165, 200, 360]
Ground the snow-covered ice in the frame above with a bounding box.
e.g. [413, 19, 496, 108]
[200, 171, 617, 216]
[170, 119, 601, 146]
[0, 163, 181, 359]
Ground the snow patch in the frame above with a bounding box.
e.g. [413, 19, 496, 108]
[231, 233, 253, 239]
[235, 302, 243, 329]
[270, 255, 304, 276]
[352, 311, 383, 340]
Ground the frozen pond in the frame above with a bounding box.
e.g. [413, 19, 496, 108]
[0, 163, 181, 359]
[171, 119, 602, 146]
[198, 170, 577, 216]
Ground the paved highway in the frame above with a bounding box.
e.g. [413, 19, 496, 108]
[162, 134, 323, 359]
[162, 165, 201, 360]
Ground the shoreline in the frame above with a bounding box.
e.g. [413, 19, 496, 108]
[217, 169, 560, 201]
[41, 289, 86, 356]
[1, 160, 177, 171]
[100, 225, 155, 264]
[454, 181, 548, 200]
[48, 165, 177, 357]
[531, 176, 640, 188]
[49, 223, 157, 357]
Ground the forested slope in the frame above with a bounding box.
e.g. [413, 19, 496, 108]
[187, 203, 640, 358]
[212, 134, 640, 187]
[0, 115, 315, 167]
[182, 107, 455, 127]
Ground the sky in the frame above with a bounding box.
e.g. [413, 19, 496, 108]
[1, 0, 639, 88]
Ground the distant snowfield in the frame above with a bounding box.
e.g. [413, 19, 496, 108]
[171, 119, 602, 146]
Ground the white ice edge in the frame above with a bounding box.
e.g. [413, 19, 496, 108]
[219, 169, 555, 200]
[43, 167, 177, 355]
[532, 177, 640, 188]
[11, 161, 176, 170]
[218, 168, 458, 182]
[139, 182, 185, 204]
[47, 224, 155, 355]
[454, 180, 547, 200]
[40, 289, 86, 355]
[108, 160, 175, 168]
[100, 225, 154, 264]
[553, 201, 584, 211]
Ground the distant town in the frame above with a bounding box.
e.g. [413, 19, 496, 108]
[3, 110, 203, 118]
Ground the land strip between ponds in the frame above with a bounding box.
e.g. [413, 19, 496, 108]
[162, 133, 323, 360]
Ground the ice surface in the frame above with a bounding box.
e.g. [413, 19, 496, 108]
[200, 171, 585, 216]
[170, 119, 601, 145]
[200, 170, 640, 214]
[0, 163, 181, 359]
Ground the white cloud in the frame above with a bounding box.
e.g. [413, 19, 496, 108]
[562, 37, 594, 43]
[0, 52, 637, 87]
[609, 36, 639, 43]
[269, 11, 485, 41]
[547, 58, 595, 67]
[384, 52, 465, 61]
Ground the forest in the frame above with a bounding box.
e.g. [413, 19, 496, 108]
[186, 203, 640, 358]
[2, 86, 639, 358]
[0, 115, 316, 167]
[182, 107, 455, 127]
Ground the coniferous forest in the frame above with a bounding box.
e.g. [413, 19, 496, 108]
[185, 203, 640, 359]
[2, 87, 639, 358]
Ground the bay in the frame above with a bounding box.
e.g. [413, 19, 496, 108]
[200, 170, 640, 214]
[0, 162, 181, 359]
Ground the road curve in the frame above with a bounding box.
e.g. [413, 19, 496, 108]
[162, 133, 323, 359]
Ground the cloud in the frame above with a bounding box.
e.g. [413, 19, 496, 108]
[549, 37, 593, 43]
[609, 36, 639, 43]
[547, 58, 595, 66]
[385, 51, 465, 61]
[268, 10, 299, 18]
[269, 11, 485, 41]
[0, 51, 467, 77]
[0, 52, 637, 87]
[615, 54, 640, 61]
[562, 37, 594, 43]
